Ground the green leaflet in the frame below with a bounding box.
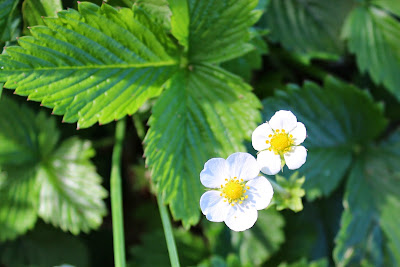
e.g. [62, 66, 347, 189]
[0, 97, 107, 241]
[334, 130, 400, 266]
[145, 64, 261, 227]
[22, 0, 63, 35]
[263, 0, 355, 58]
[262, 77, 387, 200]
[0, 0, 19, 42]
[169, 0, 261, 63]
[37, 137, 108, 235]
[0, 2, 179, 128]
[342, 4, 400, 101]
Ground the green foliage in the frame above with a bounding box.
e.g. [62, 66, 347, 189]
[130, 228, 208, 267]
[0, 223, 89, 267]
[0, 0, 19, 42]
[263, 77, 387, 200]
[278, 258, 328, 267]
[145, 65, 261, 226]
[231, 210, 285, 266]
[264, 0, 355, 58]
[274, 172, 305, 212]
[22, 0, 63, 35]
[342, 2, 400, 100]
[334, 130, 400, 266]
[0, 97, 107, 241]
[0, 2, 178, 128]
[135, 0, 171, 30]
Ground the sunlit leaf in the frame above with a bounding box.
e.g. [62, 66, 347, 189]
[0, 2, 178, 128]
[145, 64, 261, 226]
[262, 77, 387, 200]
[37, 137, 108, 234]
[22, 0, 63, 35]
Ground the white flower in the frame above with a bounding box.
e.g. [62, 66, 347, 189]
[252, 110, 307, 175]
[199, 152, 273, 232]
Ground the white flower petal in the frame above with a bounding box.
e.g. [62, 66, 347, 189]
[290, 122, 307, 145]
[200, 158, 229, 188]
[246, 177, 274, 210]
[257, 150, 282, 175]
[200, 191, 230, 222]
[225, 206, 258, 231]
[269, 110, 297, 132]
[251, 123, 273, 151]
[226, 152, 260, 181]
[284, 145, 307, 170]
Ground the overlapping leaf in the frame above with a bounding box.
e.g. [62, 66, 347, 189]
[0, 0, 19, 42]
[22, 0, 63, 35]
[37, 138, 108, 234]
[262, 77, 387, 200]
[334, 130, 400, 266]
[170, 0, 261, 63]
[0, 97, 107, 240]
[145, 64, 261, 226]
[0, 2, 178, 128]
[342, 4, 400, 100]
[264, 0, 355, 58]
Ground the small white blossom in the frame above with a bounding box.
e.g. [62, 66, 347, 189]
[252, 110, 307, 175]
[199, 152, 273, 231]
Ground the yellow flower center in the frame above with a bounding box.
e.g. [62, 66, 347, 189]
[266, 129, 294, 155]
[220, 177, 250, 206]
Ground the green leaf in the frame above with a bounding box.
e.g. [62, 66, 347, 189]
[0, 2, 178, 128]
[0, 223, 89, 267]
[169, 0, 261, 63]
[262, 77, 387, 200]
[334, 130, 400, 266]
[372, 0, 400, 17]
[136, 0, 172, 31]
[274, 172, 305, 212]
[145, 64, 261, 227]
[0, 169, 39, 242]
[221, 29, 268, 82]
[22, 0, 63, 35]
[0, 0, 19, 42]
[37, 137, 108, 234]
[0, 96, 58, 241]
[342, 5, 400, 101]
[231, 209, 285, 266]
[264, 0, 355, 57]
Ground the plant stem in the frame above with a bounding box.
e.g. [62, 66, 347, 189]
[157, 194, 181, 267]
[111, 119, 126, 267]
[264, 175, 291, 199]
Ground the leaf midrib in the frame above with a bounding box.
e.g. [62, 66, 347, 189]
[2, 60, 178, 72]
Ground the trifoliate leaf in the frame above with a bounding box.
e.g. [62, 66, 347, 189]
[145, 64, 261, 227]
[0, 0, 19, 42]
[264, 0, 355, 58]
[0, 2, 178, 128]
[274, 172, 305, 212]
[342, 4, 400, 101]
[0, 223, 89, 267]
[231, 210, 285, 266]
[262, 77, 387, 200]
[334, 130, 400, 267]
[169, 0, 261, 63]
[22, 0, 63, 35]
[37, 137, 108, 234]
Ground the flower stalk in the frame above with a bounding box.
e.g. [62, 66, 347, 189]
[111, 119, 127, 267]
